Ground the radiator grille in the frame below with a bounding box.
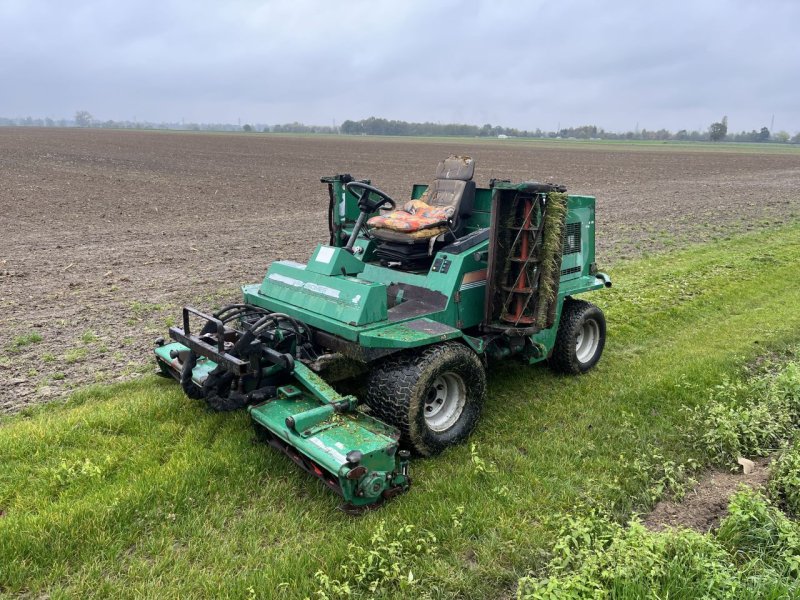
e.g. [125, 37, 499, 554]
[560, 266, 581, 276]
[563, 222, 581, 255]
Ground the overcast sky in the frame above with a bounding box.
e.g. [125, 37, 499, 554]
[1, 0, 798, 132]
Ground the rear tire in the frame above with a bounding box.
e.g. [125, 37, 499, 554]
[549, 298, 606, 374]
[365, 342, 486, 457]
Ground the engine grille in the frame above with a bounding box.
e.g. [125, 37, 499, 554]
[563, 222, 581, 255]
[560, 266, 581, 276]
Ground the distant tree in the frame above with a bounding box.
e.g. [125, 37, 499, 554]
[792, 132, 800, 144]
[340, 120, 361, 134]
[774, 130, 790, 143]
[242, 124, 253, 132]
[74, 110, 93, 127]
[709, 116, 728, 141]
[757, 127, 770, 142]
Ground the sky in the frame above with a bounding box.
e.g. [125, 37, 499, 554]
[1, 0, 799, 133]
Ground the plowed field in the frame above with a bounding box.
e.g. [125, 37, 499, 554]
[1, 128, 798, 411]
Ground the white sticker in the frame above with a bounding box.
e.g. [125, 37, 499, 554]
[268, 273, 304, 287]
[316, 246, 335, 264]
[304, 282, 341, 299]
[310, 437, 347, 463]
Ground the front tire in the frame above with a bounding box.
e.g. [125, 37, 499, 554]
[549, 298, 606, 374]
[365, 342, 486, 457]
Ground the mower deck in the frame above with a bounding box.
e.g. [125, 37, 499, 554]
[249, 388, 409, 508]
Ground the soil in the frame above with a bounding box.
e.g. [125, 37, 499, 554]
[1, 128, 799, 412]
[642, 458, 771, 533]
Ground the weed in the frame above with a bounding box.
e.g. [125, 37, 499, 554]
[10, 331, 43, 350]
[683, 360, 800, 466]
[310, 521, 437, 598]
[80, 330, 98, 344]
[50, 457, 109, 490]
[518, 490, 800, 599]
[52, 372, 65, 380]
[470, 442, 496, 476]
[450, 505, 465, 530]
[769, 441, 800, 517]
[631, 446, 699, 505]
[716, 489, 800, 577]
[64, 347, 89, 364]
[42, 353, 56, 363]
[130, 300, 163, 317]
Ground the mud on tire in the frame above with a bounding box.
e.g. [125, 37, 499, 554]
[365, 342, 486, 457]
[548, 297, 606, 375]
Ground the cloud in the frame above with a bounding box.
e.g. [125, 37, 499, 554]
[1, 0, 798, 131]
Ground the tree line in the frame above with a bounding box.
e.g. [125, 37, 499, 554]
[1, 112, 798, 144]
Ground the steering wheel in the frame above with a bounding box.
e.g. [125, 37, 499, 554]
[345, 181, 396, 213]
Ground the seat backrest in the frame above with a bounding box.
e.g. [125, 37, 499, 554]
[423, 156, 476, 225]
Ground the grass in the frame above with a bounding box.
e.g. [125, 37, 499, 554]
[86, 127, 800, 156]
[129, 300, 164, 317]
[519, 489, 800, 598]
[80, 330, 99, 344]
[519, 353, 800, 597]
[233, 131, 800, 155]
[8, 331, 43, 351]
[3, 223, 800, 598]
[64, 347, 89, 364]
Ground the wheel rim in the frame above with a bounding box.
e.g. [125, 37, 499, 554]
[575, 318, 600, 364]
[423, 372, 467, 432]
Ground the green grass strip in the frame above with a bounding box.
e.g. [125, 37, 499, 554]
[2, 223, 800, 599]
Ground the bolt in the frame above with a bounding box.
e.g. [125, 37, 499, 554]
[346, 450, 363, 465]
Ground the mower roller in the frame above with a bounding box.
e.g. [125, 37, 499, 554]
[154, 155, 611, 510]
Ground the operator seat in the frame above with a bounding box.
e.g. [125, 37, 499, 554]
[368, 155, 476, 266]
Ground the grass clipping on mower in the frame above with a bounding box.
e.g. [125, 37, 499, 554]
[535, 191, 568, 329]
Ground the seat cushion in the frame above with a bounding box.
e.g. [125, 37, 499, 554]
[367, 200, 454, 233]
[370, 226, 449, 243]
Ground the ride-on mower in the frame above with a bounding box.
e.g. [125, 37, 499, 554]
[154, 156, 611, 510]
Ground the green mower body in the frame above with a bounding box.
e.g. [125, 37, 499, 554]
[155, 164, 610, 509]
